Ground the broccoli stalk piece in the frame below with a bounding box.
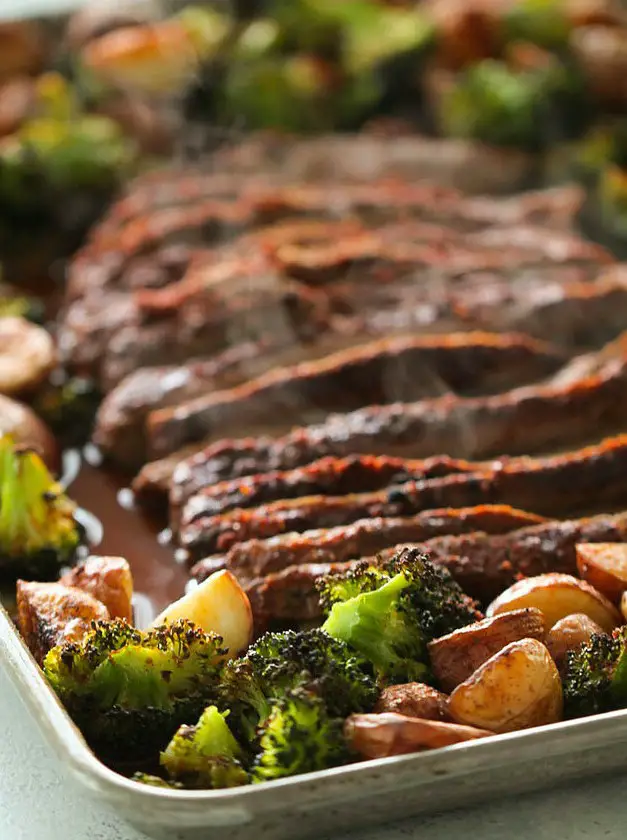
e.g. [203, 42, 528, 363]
[319, 547, 480, 685]
[0, 437, 80, 578]
[563, 628, 627, 718]
[43, 619, 226, 767]
[252, 689, 350, 783]
[219, 628, 377, 744]
[160, 706, 248, 789]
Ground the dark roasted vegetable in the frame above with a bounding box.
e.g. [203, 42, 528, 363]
[563, 628, 627, 718]
[160, 705, 248, 789]
[0, 436, 80, 578]
[43, 618, 225, 766]
[31, 376, 101, 448]
[320, 547, 480, 684]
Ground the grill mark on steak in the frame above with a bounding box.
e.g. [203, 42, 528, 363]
[146, 332, 566, 459]
[243, 511, 627, 623]
[190, 504, 545, 584]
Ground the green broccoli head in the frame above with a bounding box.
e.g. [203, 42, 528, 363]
[251, 688, 350, 783]
[31, 377, 101, 448]
[160, 706, 248, 789]
[0, 438, 81, 579]
[219, 628, 377, 742]
[320, 547, 479, 685]
[563, 629, 627, 718]
[43, 619, 226, 767]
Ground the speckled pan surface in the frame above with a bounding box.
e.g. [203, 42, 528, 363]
[2, 603, 627, 840]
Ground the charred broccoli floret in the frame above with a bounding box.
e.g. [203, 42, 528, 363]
[43, 619, 226, 766]
[251, 688, 350, 783]
[563, 629, 627, 718]
[31, 376, 101, 448]
[132, 773, 184, 789]
[219, 628, 377, 742]
[160, 706, 248, 789]
[0, 437, 80, 578]
[319, 547, 479, 684]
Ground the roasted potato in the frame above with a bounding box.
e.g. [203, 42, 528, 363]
[0, 394, 58, 469]
[0, 317, 56, 396]
[60, 555, 133, 623]
[544, 613, 604, 671]
[576, 543, 627, 604]
[428, 608, 545, 693]
[448, 638, 563, 734]
[486, 573, 621, 633]
[374, 683, 451, 721]
[151, 569, 253, 656]
[345, 712, 492, 759]
[16, 580, 109, 664]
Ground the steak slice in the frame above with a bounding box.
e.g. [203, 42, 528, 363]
[146, 332, 566, 459]
[190, 504, 545, 584]
[179, 434, 627, 558]
[244, 511, 627, 622]
[157, 350, 627, 486]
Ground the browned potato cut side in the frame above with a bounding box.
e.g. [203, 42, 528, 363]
[576, 543, 627, 604]
[345, 712, 492, 759]
[374, 683, 451, 721]
[0, 318, 56, 396]
[448, 638, 563, 734]
[60, 555, 134, 622]
[486, 573, 622, 633]
[16, 580, 109, 664]
[428, 608, 545, 693]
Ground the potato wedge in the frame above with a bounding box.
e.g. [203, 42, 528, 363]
[60, 555, 133, 622]
[576, 543, 627, 604]
[545, 613, 604, 671]
[486, 573, 621, 634]
[448, 638, 563, 734]
[345, 713, 492, 759]
[16, 580, 109, 664]
[374, 683, 451, 721]
[151, 569, 253, 656]
[428, 608, 545, 693]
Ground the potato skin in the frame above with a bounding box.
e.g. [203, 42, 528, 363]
[374, 683, 452, 721]
[448, 638, 563, 734]
[60, 555, 133, 622]
[545, 613, 604, 671]
[16, 580, 109, 665]
[345, 713, 492, 759]
[486, 573, 622, 633]
[576, 543, 627, 604]
[428, 608, 545, 693]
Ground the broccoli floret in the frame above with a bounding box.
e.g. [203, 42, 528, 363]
[219, 628, 377, 742]
[160, 706, 248, 789]
[43, 619, 226, 766]
[251, 688, 350, 783]
[0, 437, 81, 579]
[31, 376, 101, 448]
[319, 547, 479, 684]
[563, 629, 627, 718]
[132, 773, 184, 789]
[502, 0, 571, 50]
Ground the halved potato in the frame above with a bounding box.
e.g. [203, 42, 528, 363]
[345, 713, 492, 759]
[486, 573, 621, 633]
[16, 580, 109, 664]
[576, 543, 627, 604]
[544, 613, 604, 671]
[374, 683, 451, 721]
[448, 638, 563, 734]
[428, 608, 545, 693]
[60, 555, 133, 622]
[150, 569, 253, 656]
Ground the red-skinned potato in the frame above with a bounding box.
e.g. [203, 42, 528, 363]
[486, 573, 621, 634]
[374, 684, 452, 721]
[428, 608, 545, 693]
[345, 713, 492, 759]
[576, 543, 627, 604]
[448, 638, 563, 734]
[544, 613, 605, 671]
